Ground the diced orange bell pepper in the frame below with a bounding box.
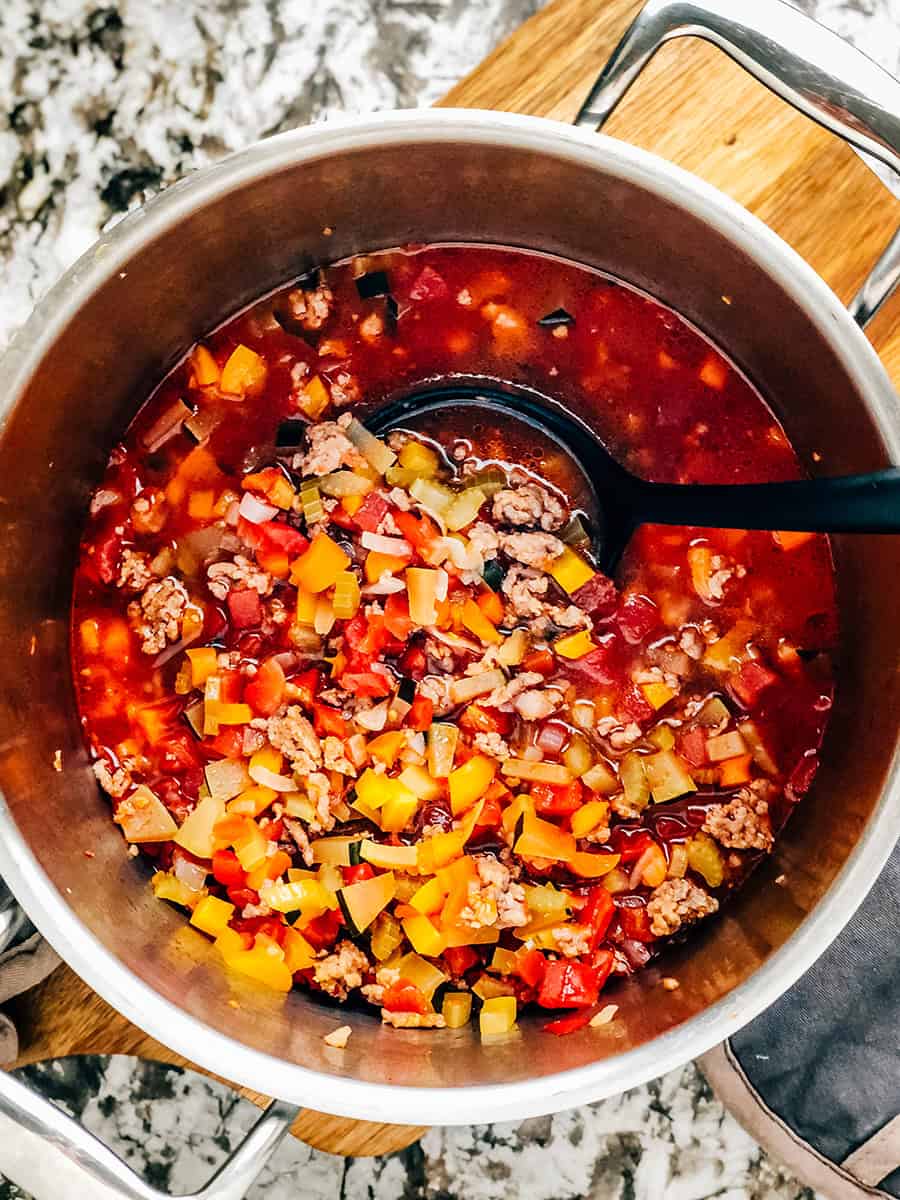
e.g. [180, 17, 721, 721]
[461, 598, 502, 645]
[365, 550, 411, 582]
[187, 647, 218, 688]
[367, 730, 407, 768]
[220, 344, 268, 398]
[514, 811, 576, 864]
[448, 755, 497, 815]
[718, 753, 753, 787]
[291, 533, 351, 593]
[773, 530, 815, 551]
[190, 344, 220, 387]
[476, 589, 504, 625]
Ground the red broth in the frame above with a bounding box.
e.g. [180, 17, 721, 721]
[71, 245, 836, 1030]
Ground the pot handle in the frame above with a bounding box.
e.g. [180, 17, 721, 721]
[0, 1063, 299, 1200]
[575, 0, 900, 328]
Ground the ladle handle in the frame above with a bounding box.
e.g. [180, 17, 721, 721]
[576, 0, 900, 326]
[635, 468, 900, 534]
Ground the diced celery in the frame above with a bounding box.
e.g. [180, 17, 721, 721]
[442, 991, 473, 1029]
[299, 482, 326, 525]
[643, 750, 695, 803]
[345, 418, 396, 474]
[620, 752, 650, 811]
[687, 832, 724, 887]
[409, 477, 454, 513]
[706, 729, 747, 762]
[445, 487, 487, 532]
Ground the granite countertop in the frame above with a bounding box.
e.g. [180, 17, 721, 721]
[1, 1, 897, 1197]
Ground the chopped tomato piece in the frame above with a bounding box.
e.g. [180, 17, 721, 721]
[514, 947, 548, 988]
[571, 572, 617, 616]
[291, 668, 320, 708]
[523, 648, 556, 675]
[341, 863, 375, 885]
[384, 592, 414, 640]
[301, 908, 344, 949]
[532, 780, 583, 817]
[354, 492, 390, 533]
[677, 726, 707, 768]
[395, 509, 440, 551]
[619, 683, 655, 725]
[615, 594, 659, 644]
[459, 704, 514, 735]
[399, 644, 427, 679]
[405, 693, 434, 731]
[313, 703, 348, 738]
[244, 657, 286, 717]
[382, 980, 429, 1015]
[616, 903, 654, 942]
[258, 521, 309, 557]
[444, 945, 480, 976]
[409, 265, 449, 302]
[730, 660, 779, 708]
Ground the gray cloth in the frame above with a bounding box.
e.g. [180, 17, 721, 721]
[703, 840, 900, 1198]
[0, 926, 61, 1065]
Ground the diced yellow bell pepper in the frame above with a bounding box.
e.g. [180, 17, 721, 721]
[480, 995, 517, 1038]
[444, 923, 499, 947]
[295, 587, 317, 625]
[297, 375, 330, 419]
[250, 746, 283, 776]
[398, 765, 441, 801]
[648, 724, 676, 750]
[448, 754, 496, 816]
[220, 344, 267, 398]
[265, 878, 334, 917]
[233, 823, 269, 873]
[643, 750, 695, 804]
[409, 876, 448, 916]
[332, 570, 361, 619]
[554, 629, 596, 659]
[703, 620, 756, 672]
[356, 768, 417, 812]
[341, 494, 364, 517]
[190, 344, 220, 387]
[461, 598, 502, 645]
[291, 533, 350, 594]
[367, 731, 407, 767]
[548, 547, 595, 594]
[402, 913, 448, 957]
[204, 701, 253, 735]
[490, 946, 519, 974]
[190, 895, 235, 938]
[214, 926, 246, 960]
[641, 681, 676, 710]
[227, 785, 278, 818]
[379, 792, 420, 833]
[570, 798, 610, 839]
[222, 933, 293, 992]
[187, 647, 218, 688]
[282, 926, 316, 972]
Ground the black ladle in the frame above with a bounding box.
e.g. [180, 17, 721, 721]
[367, 381, 900, 575]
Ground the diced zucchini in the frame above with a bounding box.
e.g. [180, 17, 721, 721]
[563, 734, 594, 777]
[442, 991, 473, 1029]
[479, 995, 518, 1037]
[318, 470, 374, 498]
[115, 785, 179, 844]
[393, 951, 448, 999]
[445, 487, 487, 532]
[449, 668, 505, 706]
[370, 911, 405, 961]
[409, 477, 454, 514]
[336, 871, 396, 934]
[620, 752, 650, 811]
[345, 418, 396, 474]
[501, 759, 574, 785]
[359, 840, 419, 870]
[310, 836, 365, 867]
[687, 832, 724, 888]
[739, 721, 778, 774]
[643, 750, 695, 804]
[697, 696, 730, 727]
[581, 759, 619, 794]
[462, 465, 507, 496]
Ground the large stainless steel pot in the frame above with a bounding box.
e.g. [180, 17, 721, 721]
[2, 2, 900, 1196]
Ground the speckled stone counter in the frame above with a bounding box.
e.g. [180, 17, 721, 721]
[1, 1, 897, 1197]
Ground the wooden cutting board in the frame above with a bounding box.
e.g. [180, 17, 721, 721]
[8, 0, 900, 1161]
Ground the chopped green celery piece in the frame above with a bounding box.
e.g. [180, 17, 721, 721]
[559, 514, 591, 546]
[385, 465, 419, 488]
[698, 696, 730, 726]
[318, 470, 373, 497]
[299, 482, 325, 525]
[345, 418, 396, 474]
[410, 477, 454, 513]
[461, 465, 507, 496]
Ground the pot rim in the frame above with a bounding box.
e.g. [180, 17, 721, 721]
[1, 107, 898, 1125]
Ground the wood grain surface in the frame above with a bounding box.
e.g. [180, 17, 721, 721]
[8, 0, 900, 1160]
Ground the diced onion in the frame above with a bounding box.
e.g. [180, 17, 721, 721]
[501, 758, 574, 784]
[360, 531, 412, 556]
[249, 764, 297, 792]
[238, 492, 279, 524]
[434, 569, 449, 602]
[362, 576, 407, 596]
[318, 470, 374, 497]
[356, 700, 390, 731]
[173, 855, 207, 893]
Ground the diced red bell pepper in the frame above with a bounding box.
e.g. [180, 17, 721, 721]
[207, 727, 245, 759]
[730, 660, 779, 709]
[340, 665, 393, 698]
[615, 593, 659, 645]
[212, 848, 247, 888]
[258, 521, 309, 558]
[532, 780, 583, 817]
[459, 704, 514, 735]
[301, 908, 344, 949]
[609, 827, 654, 863]
[354, 492, 390, 533]
[384, 592, 414, 641]
[328, 506, 358, 532]
[581, 887, 616, 951]
[787, 751, 819, 800]
[677, 726, 707, 768]
[409, 265, 449, 302]
[342, 863, 375, 885]
[382, 980, 429, 1015]
[290, 668, 320, 708]
[444, 945, 480, 977]
[313, 703, 348, 738]
[405, 693, 434, 731]
[244, 657, 286, 717]
[227, 588, 262, 630]
[92, 525, 125, 585]
[514, 948, 548, 989]
[571, 572, 618, 616]
[475, 795, 504, 829]
[543, 1007, 599, 1036]
[616, 903, 654, 942]
[394, 510, 440, 552]
[537, 960, 601, 1009]
[236, 516, 265, 551]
